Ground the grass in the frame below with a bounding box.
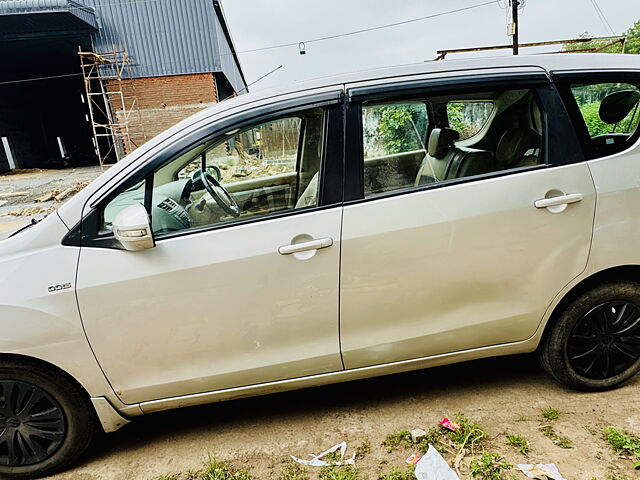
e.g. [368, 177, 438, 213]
[201, 455, 252, 480]
[541, 407, 561, 421]
[382, 414, 488, 455]
[469, 452, 513, 480]
[377, 465, 416, 480]
[505, 433, 530, 455]
[382, 430, 413, 453]
[355, 439, 371, 459]
[318, 465, 360, 480]
[542, 426, 573, 449]
[278, 462, 309, 480]
[604, 427, 640, 468]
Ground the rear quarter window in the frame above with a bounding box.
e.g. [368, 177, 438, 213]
[446, 101, 494, 140]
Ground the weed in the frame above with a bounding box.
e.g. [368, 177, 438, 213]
[382, 431, 413, 453]
[541, 407, 561, 421]
[355, 439, 371, 459]
[604, 427, 640, 468]
[278, 462, 309, 480]
[377, 465, 416, 480]
[202, 454, 252, 480]
[469, 452, 513, 480]
[542, 426, 573, 449]
[506, 433, 530, 455]
[415, 426, 446, 453]
[324, 450, 342, 463]
[448, 413, 489, 452]
[318, 465, 360, 480]
[516, 415, 528, 422]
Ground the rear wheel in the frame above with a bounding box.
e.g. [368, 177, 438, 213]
[0, 359, 96, 479]
[540, 281, 640, 391]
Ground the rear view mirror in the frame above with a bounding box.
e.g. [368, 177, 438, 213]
[113, 203, 156, 251]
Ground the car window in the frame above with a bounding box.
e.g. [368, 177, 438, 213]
[102, 108, 326, 235]
[362, 102, 428, 195]
[361, 89, 543, 198]
[569, 82, 640, 157]
[446, 101, 494, 140]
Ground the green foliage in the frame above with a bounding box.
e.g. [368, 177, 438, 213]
[506, 433, 530, 455]
[469, 452, 513, 480]
[578, 102, 612, 136]
[541, 407, 560, 421]
[377, 104, 427, 155]
[542, 426, 573, 449]
[278, 462, 309, 480]
[355, 439, 371, 459]
[377, 465, 416, 480]
[604, 427, 640, 467]
[318, 465, 360, 480]
[563, 21, 640, 55]
[382, 430, 414, 453]
[448, 413, 488, 450]
[201, 454, 252, 480]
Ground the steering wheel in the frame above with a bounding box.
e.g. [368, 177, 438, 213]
[201, 171, 240, 217]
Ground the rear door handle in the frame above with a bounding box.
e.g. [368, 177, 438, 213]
[278, 237, 333, 255]
[534, 193, 583, 209]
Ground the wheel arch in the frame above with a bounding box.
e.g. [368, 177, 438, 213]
[539, 264, 640, 349]
[0, 352, 131, 433]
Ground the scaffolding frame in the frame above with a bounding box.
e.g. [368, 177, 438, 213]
[78, 47, 146, 165]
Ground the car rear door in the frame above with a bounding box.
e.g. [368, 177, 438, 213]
[339, 71, 598, 369]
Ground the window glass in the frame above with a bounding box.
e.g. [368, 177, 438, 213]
[103, 108, 325, 235]
[362, 102, 428, 195]
[570, 82, 640, 138]
[446, 101, 494, 140]
[361, 89, 543, 198]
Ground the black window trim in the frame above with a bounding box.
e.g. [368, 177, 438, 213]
[551, 70, 640, 161]
[344, 73, 583, 204]
[63, 91, 344, 249]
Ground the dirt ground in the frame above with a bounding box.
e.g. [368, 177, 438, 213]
[48, 355, 640, 480]
[0, 166, 105, 226]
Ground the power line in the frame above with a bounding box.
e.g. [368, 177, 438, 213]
[0, 73, 83, 86]
[237, 65, 283, 94]
[588, 0, 615, 35]
[232, 0, 498, 55]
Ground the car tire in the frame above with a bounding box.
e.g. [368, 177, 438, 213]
[540, 281, 640, 391]
[0, 358, 97, 479]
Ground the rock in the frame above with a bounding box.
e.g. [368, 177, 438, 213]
[411, 428, 428, 442]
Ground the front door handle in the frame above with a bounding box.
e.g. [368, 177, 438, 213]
[278, 237, 333, 255]
[534, 193, 583, 209]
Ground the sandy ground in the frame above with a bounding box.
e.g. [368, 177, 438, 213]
[49, 355, 640, 480]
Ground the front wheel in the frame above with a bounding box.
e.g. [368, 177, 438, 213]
[540, 281, 640, 391]
[0, 359, 97, 479]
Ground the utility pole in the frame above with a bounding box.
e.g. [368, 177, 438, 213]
[510, 0, 520, 55]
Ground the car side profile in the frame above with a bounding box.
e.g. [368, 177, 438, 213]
[1, 53, 640, 478]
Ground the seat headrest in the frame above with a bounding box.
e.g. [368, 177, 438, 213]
[428, 128, 460, 159]
[599, 90, 640, 125]
[495, 128, 540, 167]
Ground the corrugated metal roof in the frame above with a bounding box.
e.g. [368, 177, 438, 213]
[0, 0, 98, 34]
[84, 0, 245, 92]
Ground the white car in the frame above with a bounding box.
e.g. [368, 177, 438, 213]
[2, 54, 640, 478]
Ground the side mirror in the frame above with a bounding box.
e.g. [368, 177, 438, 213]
[113, 203, 156, 251]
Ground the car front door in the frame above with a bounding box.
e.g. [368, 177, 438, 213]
[75, 100, 345, 405]
[339, 73, 598, 369]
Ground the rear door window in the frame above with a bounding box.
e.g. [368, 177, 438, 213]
[567, 81, 640, 157]
[446, 101, 494, 140]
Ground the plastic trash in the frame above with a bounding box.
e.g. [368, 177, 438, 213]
[517, 464, 567, 480]
[291, 441, 356, 467]
[405, 454, 421, 465]
[439, 417, 461, 432]
[414, 445, 460, 480]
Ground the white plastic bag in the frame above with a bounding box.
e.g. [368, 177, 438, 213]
[414, 445, 460, 480]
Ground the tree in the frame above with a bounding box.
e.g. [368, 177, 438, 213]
[563, 20, 640, 54]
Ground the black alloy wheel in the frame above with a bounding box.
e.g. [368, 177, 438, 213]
[0, 380, 66, 467]
[567, 301, 640, 380]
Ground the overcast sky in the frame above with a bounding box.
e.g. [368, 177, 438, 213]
[222, 0, 640, 91]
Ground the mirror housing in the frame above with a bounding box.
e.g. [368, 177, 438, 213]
[113, 203, 156, 251]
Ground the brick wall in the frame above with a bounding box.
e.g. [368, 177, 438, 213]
[107, 73, 218, 154]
